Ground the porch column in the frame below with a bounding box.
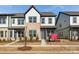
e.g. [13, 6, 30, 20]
[17, 32, 18, 38]
[12, 30, 14, 38]
[8, 30, 10, 40]
[4, 31, 7, 40]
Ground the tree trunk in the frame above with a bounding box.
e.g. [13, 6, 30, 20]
[24, 36, 27, 47]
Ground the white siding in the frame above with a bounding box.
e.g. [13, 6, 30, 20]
[25, 8, 40, 23]
[41, 17, 55, 26]
[11, 18, 25, 27]
[0, 16, 8, 28]
[8, 16, 12, 27]
[70, 16, 79, 25]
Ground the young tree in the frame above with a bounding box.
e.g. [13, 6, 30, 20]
[24, 36, 27, 47]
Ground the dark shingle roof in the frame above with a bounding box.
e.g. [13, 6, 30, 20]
[0, 12, 56, 17]
[62, 11, 79, 16]
[0, 13, 24, 17]
[0, 6, 56, 17]
[12, 13, 24, 18]
[40, 12, 56, 17]
[0, 13, 14, 16]
[11, 12, 56, 17]
[9, 12, 56, 17]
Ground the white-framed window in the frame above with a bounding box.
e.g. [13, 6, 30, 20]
[0, 17, 6, 24]
[12, 18, 15, 24]
[18, 18, 24, 25]
[0, 31, 4, 37]
[48, 18, 52, 24]
[29, 30, 36, 37]
[73, 16, 77, 23]
[29, 16, 37, 23]
[41, 17, 45, 24]
[5, 31, 7, 37]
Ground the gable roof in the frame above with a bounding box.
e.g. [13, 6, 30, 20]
[24, 5, 56, 17]
[24, 5, 40, 15]
[61, 11, 79, 16]
[0, 5, 56, 17]
[11, 12, 56, 18]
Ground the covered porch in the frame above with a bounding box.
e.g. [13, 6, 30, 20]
[40, 26, 56, 40]
[70, 27, 79, 40]
[8, 28, 24, 41]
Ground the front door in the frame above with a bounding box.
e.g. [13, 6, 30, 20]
[72, 31, 78, 40]
[41, 30, 46, 39]
[14, 31, 18, 38]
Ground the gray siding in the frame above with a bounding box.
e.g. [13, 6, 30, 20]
[55, 13, 70, 39]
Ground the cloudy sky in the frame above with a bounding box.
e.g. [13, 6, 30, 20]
[0, 5, 79, 15]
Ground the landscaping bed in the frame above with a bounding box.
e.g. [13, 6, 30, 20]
[10, 39, 79, 45]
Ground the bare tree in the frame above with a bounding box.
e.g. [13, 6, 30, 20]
[24, 36, 27, 47]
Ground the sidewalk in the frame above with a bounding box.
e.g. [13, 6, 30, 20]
[0, 51, 79, 54]
[1, 45, 79, 47]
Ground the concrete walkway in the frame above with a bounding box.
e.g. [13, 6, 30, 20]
[2, 40, 19, 47]
[1, 40, 79, 47]
[0, 44, 79, 47]
[0, 51, 79, 54]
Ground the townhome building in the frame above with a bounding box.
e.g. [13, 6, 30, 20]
[0, 6, 56, 41]
[56, 11, 79, 40]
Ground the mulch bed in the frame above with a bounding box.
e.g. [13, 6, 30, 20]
[18, 46, 32, 51]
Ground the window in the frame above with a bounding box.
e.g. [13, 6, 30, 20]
[33, 17, 36, 23]
[73, 31, 78, 36]
[0, 31, 3, 37]
[18, 18, 24, 25]
[14, 31, 16, 38]
[29, 30, 36, 37]
[29, 17, 32, 23]
[59, 23, 62, 27]
[41, 17, 45, 24]
[73, 16, 77, 23]
[3, 19, 6, 24]
[29, 16, 37, 23]
[48, 18, 52, 24]
[10, 31, 12, 37]
[5, 31, 7, 37]
[12, 19, 15, 24]
[0, 17, 6, 24]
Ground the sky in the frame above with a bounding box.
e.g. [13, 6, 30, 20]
[0, 5, 79, 15]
